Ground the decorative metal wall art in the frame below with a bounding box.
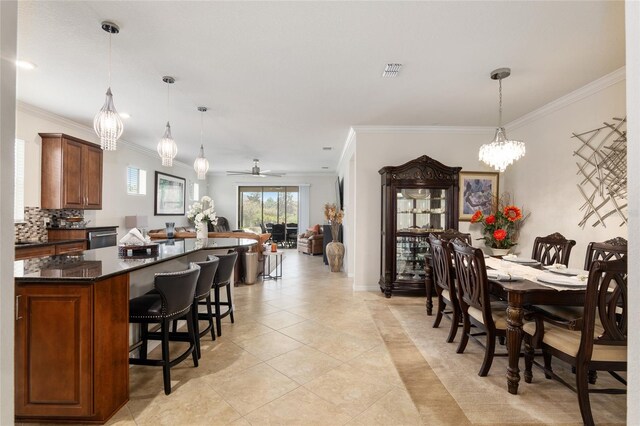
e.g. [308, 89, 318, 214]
[572, 117, 627, 228]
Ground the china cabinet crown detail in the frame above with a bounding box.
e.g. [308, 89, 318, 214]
[379, 155, 461, 298]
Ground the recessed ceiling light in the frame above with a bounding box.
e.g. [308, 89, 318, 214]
[119, 112, 131, 119]
[322, 146, 332, 151]
[16, 60, 36, 70]
[382, 63, 402, 78]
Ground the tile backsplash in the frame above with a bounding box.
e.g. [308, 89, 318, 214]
[15, 207, 84, 242]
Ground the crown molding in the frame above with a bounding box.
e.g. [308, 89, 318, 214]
[337, 127, 357, 173]
[16, 101, 195, 171]
[350, 125, 494, 134]
[506, 66, 626, 130]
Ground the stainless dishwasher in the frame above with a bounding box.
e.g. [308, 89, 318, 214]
[87, 229, 118, 249]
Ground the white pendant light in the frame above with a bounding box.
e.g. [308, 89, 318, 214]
[94, 21, 123, 151]
[479, 68, 525, 172]
[157, 76, 178, 167]
[194, 106, 210, 180]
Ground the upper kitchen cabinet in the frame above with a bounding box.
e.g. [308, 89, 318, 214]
[40, 134, 103, 210]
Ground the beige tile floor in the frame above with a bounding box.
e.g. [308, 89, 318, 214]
[25, 249, 627, 425]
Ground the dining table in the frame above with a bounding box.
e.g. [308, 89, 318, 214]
[484, 257, 587, 395]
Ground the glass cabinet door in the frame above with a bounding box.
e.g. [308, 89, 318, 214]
[396, 188, 447, 233]
[395, 235, 429, 282]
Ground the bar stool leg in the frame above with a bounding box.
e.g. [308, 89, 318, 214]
[214, 285, 222, 337]
[140, 323, 149, 360]
[205, 295, 216, 341]
[161, 320, 172, 395]
[186, 310, 199, 367]
[227, 285, 235, 324]
[192, 302, 201, 359]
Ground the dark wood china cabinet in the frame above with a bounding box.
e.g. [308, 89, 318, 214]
[379, 155, 461, 299]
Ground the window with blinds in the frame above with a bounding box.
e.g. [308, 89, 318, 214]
[126, 166, 147, 195]
[14, 139, 25, 222]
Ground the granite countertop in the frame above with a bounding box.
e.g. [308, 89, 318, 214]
[15, 239, 87, 248]
[15, 238, 257, 282]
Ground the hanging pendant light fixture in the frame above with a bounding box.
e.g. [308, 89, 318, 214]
[94, 21, 123, 151]
[194, 106, 210, 180]
[157, 76, 178, 167]
[479, 68, 525, 172]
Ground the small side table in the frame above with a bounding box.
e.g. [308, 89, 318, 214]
[263, 252, 283, 280]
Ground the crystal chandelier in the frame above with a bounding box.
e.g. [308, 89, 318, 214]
[94, 22, 123, 151]
[479, 68, 525, 172]
[194, 106, 210, 180]
[157, 76, 178, 167]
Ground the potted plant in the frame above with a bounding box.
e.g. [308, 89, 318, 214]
[187, 196, 218, 239]
[470, 194, 526, 256]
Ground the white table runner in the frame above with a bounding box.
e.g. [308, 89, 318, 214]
[484, 257, 584, 291]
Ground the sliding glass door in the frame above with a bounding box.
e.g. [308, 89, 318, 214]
[238, 186, 299, 229]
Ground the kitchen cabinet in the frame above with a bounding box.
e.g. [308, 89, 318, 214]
[378, 155, 461, 298]
[15, 276, 129, 423]
[15, 241, 86, 260]
[40, 133, 103, 210]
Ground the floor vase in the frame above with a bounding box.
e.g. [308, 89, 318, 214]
[326, 241, 344, 272]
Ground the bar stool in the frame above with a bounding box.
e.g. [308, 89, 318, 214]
[206, 252, 237, 337]
[192, 256, 219, 357]
[129, 264, 200, 395]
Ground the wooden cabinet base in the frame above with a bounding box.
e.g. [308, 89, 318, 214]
[15, 275, 129, 424]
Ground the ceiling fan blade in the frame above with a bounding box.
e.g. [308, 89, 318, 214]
[260, 172, 284, 177]
[226, 171, 252, 175]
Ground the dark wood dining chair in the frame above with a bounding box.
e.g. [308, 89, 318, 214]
[424, 229, 471, 315]
[271, 224, 286, 247]
[584, 237, 627, 270]
[531, 232, 576, 266]
[450, 238, 507, 376]
[523, 257, 627, 426]
[428, 234, 459, 343]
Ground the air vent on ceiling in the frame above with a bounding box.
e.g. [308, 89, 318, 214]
[322, 146, 333, 151]
[382, 63, 403, 78]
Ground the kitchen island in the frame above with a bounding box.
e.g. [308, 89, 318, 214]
[14, 238, 257, 424]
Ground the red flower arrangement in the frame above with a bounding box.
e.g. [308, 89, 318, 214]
[470, 194, 527, 249]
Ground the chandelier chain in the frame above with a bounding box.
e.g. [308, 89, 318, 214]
[108, 32, 112, 87]
[498, 78, 502, 127]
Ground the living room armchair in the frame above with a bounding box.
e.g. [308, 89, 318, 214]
[297, 225, 324, 255]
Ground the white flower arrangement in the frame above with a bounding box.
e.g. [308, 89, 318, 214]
[187, 195, 218, 225]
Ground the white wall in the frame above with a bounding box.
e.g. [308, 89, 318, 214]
[16, 103, 206, 237]
[625, 1, 639, 423]
[347, 128, 497, 291]
[207, 173, 337, 229]
[0, 2, 17, 423]
[504, 76, 627, 268]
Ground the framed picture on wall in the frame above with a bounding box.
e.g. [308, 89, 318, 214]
[458, 171, 499, 221]
[154, 171, 186, 216]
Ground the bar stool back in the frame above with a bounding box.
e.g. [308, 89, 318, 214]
[211, 252, 238, 336]
[129, 264, 200, 395]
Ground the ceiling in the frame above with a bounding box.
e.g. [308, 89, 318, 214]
[16, 1, 625, 174]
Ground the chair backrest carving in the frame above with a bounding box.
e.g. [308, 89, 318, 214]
[193, 257, 219, 299]
[428, 234, 454, 296]
[584, 237, 627, 271]
[450, 238, 494, 328]
[580, 257, 627, 361]
[435, 228, 471, 244]
[531, 232, 576, 266]
[154, 264, 201, 318]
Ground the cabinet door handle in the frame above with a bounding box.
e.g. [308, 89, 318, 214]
[15, 295, 22, 321]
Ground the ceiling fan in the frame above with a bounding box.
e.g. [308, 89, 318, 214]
[226, 159, 284, 177]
